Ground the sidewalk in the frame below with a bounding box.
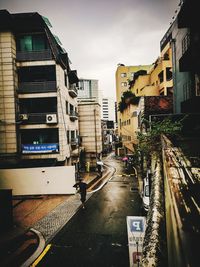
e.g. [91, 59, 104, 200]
[0, 171, 100, 267]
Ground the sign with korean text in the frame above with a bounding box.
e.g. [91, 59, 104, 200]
[22, 143, 59, 154]
[126, 216, 146, 267]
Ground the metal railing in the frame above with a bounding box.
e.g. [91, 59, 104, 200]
[18, 81, 57, 93]
[69, 110, 78, 120]
[16, 49, 53, 61]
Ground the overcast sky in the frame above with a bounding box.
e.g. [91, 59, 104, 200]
[0, 0, 180, 99]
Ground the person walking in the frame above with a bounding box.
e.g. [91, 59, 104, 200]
[73, 178, 87, 209]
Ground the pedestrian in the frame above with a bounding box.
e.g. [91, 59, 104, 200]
[73, 178, 87, 209]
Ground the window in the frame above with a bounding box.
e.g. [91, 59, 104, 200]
[18, 34, 47, 52]
[182, 32, 190, 55]
[121, 73, 127, 78]
[158, 71, 164, 83]
[67, 131, 70, 144]
[195, 74, 200, 96]
[66, 101, 68, 114]
[166, 67, 172, 81]
[121, 82, 127, 87]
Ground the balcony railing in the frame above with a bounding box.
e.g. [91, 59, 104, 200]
[18, 81, 57, 93]
[68, 84, 78, 98]
[16, 49, 53, 61]
[71, 138, 78, 149]
[18, 112, 58, 124]
[69, 111, 78, 121]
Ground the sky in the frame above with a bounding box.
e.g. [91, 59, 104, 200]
[0, 0, 180, 99]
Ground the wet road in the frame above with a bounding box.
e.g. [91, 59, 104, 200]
[36, 155, 143, 267]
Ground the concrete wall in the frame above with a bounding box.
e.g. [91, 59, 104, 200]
[0, 165, 76, 195]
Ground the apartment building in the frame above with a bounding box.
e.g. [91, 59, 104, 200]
[161, 0, 200, 114]
[101, 97, 115, 121]
[116, 44, 173, 154]
[0, 10, 79, 168]
[78, 102, 102, 168]
[115, 65, 152, 141]
[78, 78, 102, 105]
[116, 65, 152, 154]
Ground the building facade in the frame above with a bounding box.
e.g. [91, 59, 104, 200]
[78, 78, 101, 104]
[78, 102, 102, 168]
[101, 96, 115, 121]
[0, 10, 79, 168]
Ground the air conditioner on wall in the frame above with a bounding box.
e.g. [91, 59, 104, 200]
[19, 114, 28, 120]
[46, 114, 57, 124]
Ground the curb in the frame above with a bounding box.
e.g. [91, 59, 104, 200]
[21, 228, 45, 267]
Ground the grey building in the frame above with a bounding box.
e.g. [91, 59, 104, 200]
[160, 0, 200, 114]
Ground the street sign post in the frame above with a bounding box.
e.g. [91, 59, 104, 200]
[126, 216, 146, 267]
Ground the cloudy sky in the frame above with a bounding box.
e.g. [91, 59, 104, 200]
[0, 0, 180, 98]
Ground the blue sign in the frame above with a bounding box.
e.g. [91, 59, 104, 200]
[22, 143, 59, 154]
[130, 219, 144, 232]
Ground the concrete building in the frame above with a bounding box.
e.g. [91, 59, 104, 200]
[160, 0, 200, 114]
[115, 44, 173, 154]
[101, 96, 115, 122]
[78, 102, 102, 168]
[0, 10, 79, 169]
[78, 78, 102, 105]
[115, 64, 152, 139]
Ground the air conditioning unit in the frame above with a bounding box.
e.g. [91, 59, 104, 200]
[46, 114, 57, 124]
[19, 114, 28, 120]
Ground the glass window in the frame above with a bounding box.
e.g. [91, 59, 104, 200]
[121, 73, 126, 78]
[33, 35, 46, 50]
[18, 34, 47, 52]
[131, 72, 135, 77]
[20, 35, 32, 51]
[121, 82, 127, 87]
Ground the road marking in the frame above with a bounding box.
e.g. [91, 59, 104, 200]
[31, 244, 51, 267]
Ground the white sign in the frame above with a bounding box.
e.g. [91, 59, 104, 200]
[126, 216, 146, 267]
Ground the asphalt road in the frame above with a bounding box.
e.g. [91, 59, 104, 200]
[36, 156, 143, 267]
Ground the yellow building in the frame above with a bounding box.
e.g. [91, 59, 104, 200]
[115, 43, 173, 155]
[116, 64, 152, 151]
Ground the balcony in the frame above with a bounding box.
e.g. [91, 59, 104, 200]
[68, 84, 78, 98]
[179, 37, 200, 72]
[16, 49, 53, 61]
[18, 112, 58, 125]
[69, 111, 78, 121]
[18, 81, 57, 93]
[71, 138, 79, 151]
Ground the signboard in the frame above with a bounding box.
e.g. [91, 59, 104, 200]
[126, 216, 146, 267]
[22, 143, 59, 154]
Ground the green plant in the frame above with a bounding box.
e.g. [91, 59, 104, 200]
[118, 90, 139, 113]
[136, 117, 183, 158]
[133, 117, 183, 175]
